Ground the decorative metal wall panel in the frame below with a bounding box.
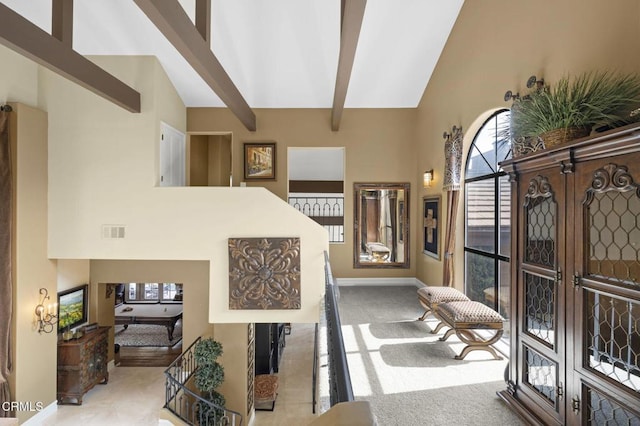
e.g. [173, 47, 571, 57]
[585, 289, 640, 392]
[524, 272, 556, 347]
[586, 384, 640, 425]
[524, 176, 556, 268]
[229, 238, 301, 310]
[584, 164, 640, 286]
[524, 345, 558, 407]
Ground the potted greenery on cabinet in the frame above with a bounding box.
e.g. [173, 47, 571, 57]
[510, 71, 640, 154]
[194, 338, 226, 422]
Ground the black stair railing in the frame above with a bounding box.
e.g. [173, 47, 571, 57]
[164, 336, 243, 425]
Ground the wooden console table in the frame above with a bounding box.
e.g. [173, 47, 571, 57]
[57, 326, 110, 405]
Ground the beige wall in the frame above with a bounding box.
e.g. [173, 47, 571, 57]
[190, 135, 209, 186]
[42, 56, 175, 211]
[213, 324, 249, 419]
[188, 134, 233, 186]
[188, 108, 418, 278]
[56, 260, 91, 292]
[0, 45, 83, 422]
[207, 135, 232, 186]
[43, 56, 328, 324]
[415, 0, 640, 290]
[0, 47, 38, 106]
[10, 103, 56, 424]
[0, 50, 326, 421]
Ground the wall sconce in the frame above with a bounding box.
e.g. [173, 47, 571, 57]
[504, 75, 546, 103]
[35, 288, 57, 334]
[526, 75, 545, 90]
[423, 169, 434, 188]
[443, 126, 461, 142]
[503, 90, 520, 102]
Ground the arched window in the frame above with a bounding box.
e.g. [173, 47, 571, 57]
[464, 110, 512, 320]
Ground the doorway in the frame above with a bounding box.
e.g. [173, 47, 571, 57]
[113, 282, 183, 367]
[188, 132, 233, 186]
[287, 147, 345, 242]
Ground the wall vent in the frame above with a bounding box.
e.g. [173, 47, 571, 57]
[101, 225, 126, 239]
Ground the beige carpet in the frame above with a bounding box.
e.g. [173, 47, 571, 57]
[337, 285, 524, 426]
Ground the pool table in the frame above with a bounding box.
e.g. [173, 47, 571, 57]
[115, 303, 183, 340]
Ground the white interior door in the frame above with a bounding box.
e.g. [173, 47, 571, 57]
[160, 122, 185, 187]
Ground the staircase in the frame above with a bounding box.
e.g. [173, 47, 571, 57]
[164, 337, 242, 425]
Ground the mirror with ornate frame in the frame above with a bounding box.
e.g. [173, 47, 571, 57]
[353, 182, 410, 268]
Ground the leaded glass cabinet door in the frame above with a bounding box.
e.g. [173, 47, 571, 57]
[572, 158, 640, 425]
[517, 170, 566, 425]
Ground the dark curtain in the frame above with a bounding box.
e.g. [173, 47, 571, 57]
[442, 126, 463, 287]
[0, 110, 13, 416]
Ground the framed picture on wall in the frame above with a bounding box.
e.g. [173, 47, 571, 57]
[244, 142, 276, 180]
[423, 196, 440, 259]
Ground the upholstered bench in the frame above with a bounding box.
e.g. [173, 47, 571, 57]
[417, 286, 470, 334]
[254, 374, 279, 411]
[366, 242, 391, 261]
[437, 300, 504, 360]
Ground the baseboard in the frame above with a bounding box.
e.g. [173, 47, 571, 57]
[415, 278, 428, 288]
[336, 277, 423, 287]
[21, 401, 56, 426]
[108, 359, 115, 372]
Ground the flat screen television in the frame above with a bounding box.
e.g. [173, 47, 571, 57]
[58, 284, 88, 332]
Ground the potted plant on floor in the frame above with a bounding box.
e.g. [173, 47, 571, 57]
[510, 71, 640, 154]
[194, 338, 226, 422]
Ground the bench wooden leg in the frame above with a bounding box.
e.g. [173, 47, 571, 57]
[453, 329, 504, 360]
[417, 308, 431, 321]
[432, 321, 451, 334]
[429, 309, 451, 335]
[438, 328, 456, 341]
[418, 308, 449, 334]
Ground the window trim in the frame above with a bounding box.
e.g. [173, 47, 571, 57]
[463, 109, 511, 315]
[124, 282, 183, 304]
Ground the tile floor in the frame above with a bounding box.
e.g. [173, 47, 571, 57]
[253, 323, 319, 425]
[39, 367, 166, 426]
[36, 323, 319, 426]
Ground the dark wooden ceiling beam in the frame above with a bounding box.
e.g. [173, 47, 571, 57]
[195, 0, 211, 43]
[331, 0, 367, 131]
[0, 3, 141, 113]
[134, 0, 256, 131]
[52, 0, 74, 47]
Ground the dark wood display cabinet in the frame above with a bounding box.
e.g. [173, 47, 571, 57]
[57, 326, 110, 405]
[255, 323, 285, 375]
[498, 124, 640, 425]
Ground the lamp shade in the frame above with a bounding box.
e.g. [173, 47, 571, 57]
[423, 170, 433, 188]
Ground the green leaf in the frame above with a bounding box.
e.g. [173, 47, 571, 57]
[509, 71, 640, 139]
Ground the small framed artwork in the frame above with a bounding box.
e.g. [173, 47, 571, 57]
[423, 196, 441, 259]
[244, 142, 276, 180]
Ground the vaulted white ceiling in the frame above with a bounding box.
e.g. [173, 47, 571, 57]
[1, 0, 464, 109]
